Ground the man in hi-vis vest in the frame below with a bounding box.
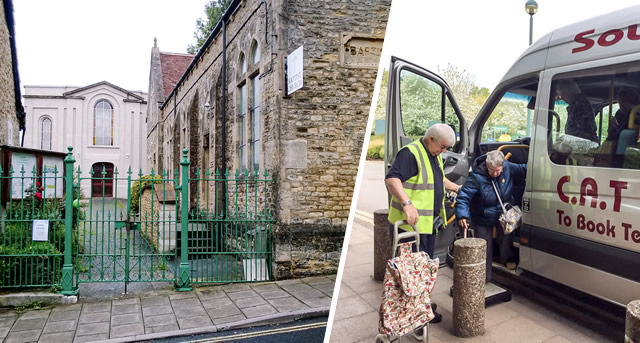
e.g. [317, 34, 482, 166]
[385, 123, 460, 324]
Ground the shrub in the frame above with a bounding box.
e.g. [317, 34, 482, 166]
[367, 134, 385, 160]
[130, 175, 163, 216]
[0, 242, 62, 287]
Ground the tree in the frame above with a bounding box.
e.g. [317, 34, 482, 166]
[437, 63, 489, 125]
[187, 0, 232, 54]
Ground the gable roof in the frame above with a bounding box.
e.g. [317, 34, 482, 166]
[159, 52, 194, 99]
[63, 81, 146, 102]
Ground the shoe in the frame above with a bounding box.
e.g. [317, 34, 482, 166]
[506, 262, 516, 270]
[431, 311, 442, 323]
[432, 303, 437, 312]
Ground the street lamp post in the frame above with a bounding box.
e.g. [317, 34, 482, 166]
[525, 0, 538, 135]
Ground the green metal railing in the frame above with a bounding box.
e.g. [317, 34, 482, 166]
[188, 167, 275, 284]
[0, 164, 65, 288]
[0, 147, 276, 292]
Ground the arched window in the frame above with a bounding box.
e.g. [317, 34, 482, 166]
[240, 53, 247, 74]
[41, 118, 52, 150]
[94, 100, 113, 145]
[251, 41, 260, 65]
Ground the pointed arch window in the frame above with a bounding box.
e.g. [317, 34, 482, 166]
[94, 100, 113, 145]
[41, 117, 52, 150]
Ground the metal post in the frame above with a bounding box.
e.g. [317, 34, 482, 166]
[176, 148, 192, 291]
[526, 11, 534, 135]
[61, 146, 78, 295]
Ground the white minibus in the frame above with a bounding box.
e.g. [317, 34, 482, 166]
[384, 5, 640, 306]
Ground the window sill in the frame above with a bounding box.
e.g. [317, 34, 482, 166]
[87, 145, 120, 150]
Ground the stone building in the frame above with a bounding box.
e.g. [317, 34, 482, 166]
[147, 0, 390, 278]
[23, 82, 148, 198]
[0, 0, 24, 146]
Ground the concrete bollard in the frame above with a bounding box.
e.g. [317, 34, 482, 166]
[373, 209, 391, 281]
[452, 238, 486, 337]
[626, 300, 640, 343]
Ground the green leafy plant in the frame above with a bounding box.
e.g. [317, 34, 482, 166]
[129, 175, 163, 216]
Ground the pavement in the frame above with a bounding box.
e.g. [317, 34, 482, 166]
[0, 275, 334, 343]
[327, 211, 615, 343]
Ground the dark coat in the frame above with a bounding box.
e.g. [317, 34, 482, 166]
[455, 154, 527, 227]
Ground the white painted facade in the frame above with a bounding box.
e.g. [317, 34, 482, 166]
[22, 82, 148, 198]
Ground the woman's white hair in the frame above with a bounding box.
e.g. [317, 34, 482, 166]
[424, 123, 455, 146]
[556, 79, 581, 97]
[486, 150, 505, 168]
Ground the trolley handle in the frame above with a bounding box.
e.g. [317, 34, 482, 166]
[392, 220, 419, 258]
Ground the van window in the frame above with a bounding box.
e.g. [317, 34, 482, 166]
[399, 69, 461, 152]
[548, 62, 640, 169]
[480, 80, 538, 144]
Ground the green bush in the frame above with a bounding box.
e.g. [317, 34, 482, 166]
[130, 175, 163, 215]
[367, 134, 385, 160]
[0, 242, 62, 287]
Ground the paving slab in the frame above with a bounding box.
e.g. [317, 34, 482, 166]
[144, 323, 180, 334]
[170, 297, 201, 309]
[140, 296, 170, 307]
[201, 296, 234, 309]
[12, 318, 47, 332]
[42, 319, 77, 333]
[240, 304, 278, 319]
[196, 289, 227, 301]
[111, 303, 140, 315]
[226, 290, 259, 300]
[142, 304, 173, 317]
[144, 313, 177, 327]
[76, 321, 109, 336]
[112, 298, 140, 306]
[173, 305, 207, 318]
[73, 332, 109, 343]
[212, 313, 247, 325]
[4, 328, 41, 343]
[38, 331, 74, 343]
[168, 292, 196, 301]
[222, 284, 252, 293]
[111, 312, 142, 327]
[275, 279, 302, 286]
[110, 322, 144, 338]
[177, 315, 213, 329]
[78, 311, 110, 324]
[267, 297, 310, 312]
[255, 289, 290, 300]
[81, 303, 111, 314]
[300, 296, 332, 308]
[48, 310, 80, 323]
[19, 310, 51, 320]
[207, 304, 243, 320]
[233, 296, 268, 309]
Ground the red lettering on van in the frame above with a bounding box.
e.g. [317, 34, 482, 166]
[579, 178, 598, 209]
[572, 29, 595, 53]
[572, 25, 640, 54]
[610, 180, 628, 212]
[557, 176, 571, 203]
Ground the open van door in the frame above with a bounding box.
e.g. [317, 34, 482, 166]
[384, 56, 469, 262]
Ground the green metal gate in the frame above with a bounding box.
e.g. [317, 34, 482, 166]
[0, 147, 275, 293]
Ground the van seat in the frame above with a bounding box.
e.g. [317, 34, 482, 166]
[616, 129, 639, 154]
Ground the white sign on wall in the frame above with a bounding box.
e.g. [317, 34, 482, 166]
[32, 220, 49, 241]
[11, 152, 36, 198]
[286, 45, 304, 95]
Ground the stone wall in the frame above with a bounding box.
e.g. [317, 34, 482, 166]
[273, 0, 390, 278]
[0, 0, 19, 146]
[148, 0, 390, 279]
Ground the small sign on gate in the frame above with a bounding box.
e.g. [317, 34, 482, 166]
[32, 220, 49, 241]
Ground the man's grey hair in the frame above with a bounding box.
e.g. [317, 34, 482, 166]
[424, 123, 455, 146]
[486, 150, 505, 168]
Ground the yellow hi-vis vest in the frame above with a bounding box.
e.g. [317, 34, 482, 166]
[388, 139, 446, 234]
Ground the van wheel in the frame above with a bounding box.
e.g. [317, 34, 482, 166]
[446, 244, 455, 268]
